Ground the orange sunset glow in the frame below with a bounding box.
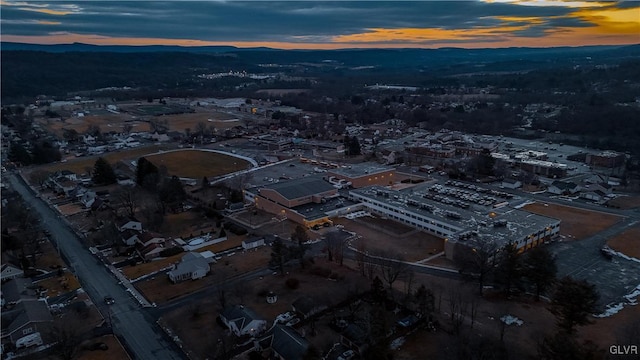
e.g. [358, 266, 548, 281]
[0, 0, 638, 49]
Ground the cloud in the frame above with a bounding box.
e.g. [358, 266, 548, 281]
[0, 1, 637, 48]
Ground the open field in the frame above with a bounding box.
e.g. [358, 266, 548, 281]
[607, 195, 640, 209]
[523, 202, 621, 240]
[37, 107, 241, 137]
[607, 225, 640, 259]
[37, 113, 146, 137]
[144, 149, 251, 179]
[153, 110, 243, 132]
[333, 215, 443, 262]
[32, 145, 172, 176]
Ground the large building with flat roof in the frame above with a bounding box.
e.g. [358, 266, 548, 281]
[249, 175, 344, 228]
[348, 184, 560, 260]
[327, 164, 396, 188]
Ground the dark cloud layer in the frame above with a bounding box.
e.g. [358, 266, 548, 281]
[0, 1, 637, 47]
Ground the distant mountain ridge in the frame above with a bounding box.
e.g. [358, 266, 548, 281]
[2, 41, 639, 55]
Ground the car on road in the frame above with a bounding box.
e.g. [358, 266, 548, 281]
[104, 296, 115, 305]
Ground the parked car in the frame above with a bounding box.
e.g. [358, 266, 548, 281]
[275, 312, 295, 323]
[338, 350, 355, 360]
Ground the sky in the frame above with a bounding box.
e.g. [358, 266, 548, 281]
[1, 1, 639, 49]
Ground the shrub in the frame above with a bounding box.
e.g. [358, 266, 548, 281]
[285, 277, 300, 289]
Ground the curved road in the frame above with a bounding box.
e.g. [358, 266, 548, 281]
[8, 173, 185, 360]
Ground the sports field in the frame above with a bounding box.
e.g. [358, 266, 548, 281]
[38, 107, 242, 137]
[144, 149, 251, 179]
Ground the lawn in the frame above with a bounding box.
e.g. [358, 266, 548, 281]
[122, 233, 246, 281]
[523, 202, 621, 240]
[77, 335, 131, 360]
[332, 216, 444, 262]
[135, 244, 271, 304]
[144, 149, 252, 179]
[606, 195, 640, 210]
[607, 225, 640, 259]
[34, 270, 81, 298]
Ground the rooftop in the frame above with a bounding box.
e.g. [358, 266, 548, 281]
[329, 163, 394, 178]
[350, 183, 559, 245]
[259, 175, 335, 201]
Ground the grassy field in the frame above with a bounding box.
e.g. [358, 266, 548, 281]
[607, 225, 640, 259]
[38, 107, 241, 137]
[31, 145, 172, 176]
[37, 113, 146, 137]
[606, 195, 640, 209]
[523, 202, 621, 240]
[144, 149, 251, 179]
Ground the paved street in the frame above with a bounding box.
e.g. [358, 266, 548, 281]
[8, 173, 185, 360]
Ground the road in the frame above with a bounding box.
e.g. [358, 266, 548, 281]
[8, 173, 185, 360]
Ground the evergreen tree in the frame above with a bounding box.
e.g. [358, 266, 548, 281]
[523, 246, 557, 301]
[550, 276, 599, 334]
[495, 242, 522, 296]
[136, 157, 159, 190]
[92, 157, 117, 185]
[8, 141, 32, 165]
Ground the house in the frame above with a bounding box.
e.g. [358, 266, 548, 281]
[292, 296, 327, 319]
[501, 178, 522, 189]
[137, 232, 165, 248]
[167, 252, 210, 283]
[1, 299, 53, 346]
[150, 132, 170, 142]
[219, 305, 268, 337]
[1, 278, 39, 306]
[340, 323, 369, 355]
[117, 218, 143, 232]
[1, 264, 24, 282]
[80, 190, 97, 208]
[581, 190, 608, 202]
[120, 229, 140, 246]
[242, 237, 265, 250]
[137, 243, 165, 261]
[547, 180, 579, 195]
[254, 325, 310, 360]
[82, 134, 96, 145]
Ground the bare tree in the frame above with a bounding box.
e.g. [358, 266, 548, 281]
[49, 318, 82, 360]
[323, 230, 348, 264]
[115, 187, 138, 218]
[376, 250, 409, 293]
[453, 240, 499, 296]
[29, 169, 51, 189]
